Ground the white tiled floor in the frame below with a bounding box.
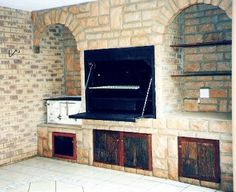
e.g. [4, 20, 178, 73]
[0, 157, 221, 192]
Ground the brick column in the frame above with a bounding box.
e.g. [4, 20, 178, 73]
[233, 1, 236, 191]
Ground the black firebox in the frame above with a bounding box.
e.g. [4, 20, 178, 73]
[70, 46, 156, 122]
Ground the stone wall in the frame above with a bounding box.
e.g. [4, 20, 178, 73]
[32, 0, 232, 191]
[38, 114, 232, 191]
[0, 0, 232, 191]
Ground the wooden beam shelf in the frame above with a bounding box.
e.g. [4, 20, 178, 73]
[171, 71, 232, 77]
[170, 40, 232, 48]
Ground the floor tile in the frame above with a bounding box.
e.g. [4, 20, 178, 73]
[56, 182, 84, 192]
[0, 157, 220, 192]
[29, 180, 55, 192]
[182, 185, 218, 192]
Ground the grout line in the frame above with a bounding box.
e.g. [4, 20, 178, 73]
[55, 180, 57, 192]
[27, 182, 31, 192]
[82, 185, 85, 192]
[179, 184, 191, 192]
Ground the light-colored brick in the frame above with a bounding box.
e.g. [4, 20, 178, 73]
[111, 6, 122, 29]
[209, 121, 231, 133]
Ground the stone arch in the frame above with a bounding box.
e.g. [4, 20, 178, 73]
[154, 0, 232, 38]
[32, 9, 84, 52]
[32, 10, 82, 96]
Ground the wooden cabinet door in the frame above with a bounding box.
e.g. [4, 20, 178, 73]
[178, 137, 220, 183]
[197, 141, 219, 182]
[93, 130, 152, 170]
[93, 130, 119, 165]
[123, 133, 152, 171]
[179, 140, 198, 178]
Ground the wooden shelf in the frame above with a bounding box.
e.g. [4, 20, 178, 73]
[171, 71, 232, 77]
[170, 40, 232, 48]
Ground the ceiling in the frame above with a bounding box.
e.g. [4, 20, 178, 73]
[0, 0, 95, 11]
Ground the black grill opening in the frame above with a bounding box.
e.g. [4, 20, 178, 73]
[70, 46, 156, 122]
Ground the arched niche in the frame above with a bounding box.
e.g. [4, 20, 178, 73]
[39, 24, 81, 97]
[160, 3, 232, 114]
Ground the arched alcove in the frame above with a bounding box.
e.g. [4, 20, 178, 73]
[160, 3, 232, 114]
[39, 24, 81, 98]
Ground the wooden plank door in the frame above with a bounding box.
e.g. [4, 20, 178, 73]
[93, 130, 119, 165]
[123, 132, 152, 170]
[178, 137, 220, 182]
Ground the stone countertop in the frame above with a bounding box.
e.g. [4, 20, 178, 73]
[162, 112, 232, 121]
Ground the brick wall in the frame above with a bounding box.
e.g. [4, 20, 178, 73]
[162, 4, 232, 113]
[0, 8, 65, 165]
[31, 1, 232, 190]
[161, 15, 183, 113]
[63, 27, 81, 96]
[0, 0, 232, 191]
[181, 4, 232, 112]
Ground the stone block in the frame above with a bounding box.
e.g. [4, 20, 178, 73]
[221, 155, 233, 165]
[43, 13, 51, 26]
[80, 17, 98, 28]
[69, 5, 79, 14]
[209, 121, 231, 133]
[124, 12, 141, 23]
[98, 15, 109, 25]
[124, 167, 137, 174]
[199, 104, 218, 112]
[91, 2, 99, 16]
[219, 0, 232, 11]
[131, 36, 149, 46]
[185, 54, 203, 62]
[153, 157, 168, 170]
[99, 0, 109, 15]
[153, 168, 168, 179]
[219, 100, 228, 112]
[111, 7, 122, 29]
[167, 118, 189, 130]
[79, 3, 90, 13]
[149, 35, 163, 45]
[202, 63, 217, 71]
[179, 177, 200, 185]
[65, 14, 74, 27]
[59, 11, 69, 24]
[220, 141, 232, 154]
[111, 165, 124, 171]
[176, 0, 190, 9]
[200, 181, 220, 189]
[153, 137, 167, 158]
[119, 37, 130, 47]
[210, 89, 227, 98]
[38, 127, 48, 138]
[83, 130, 93, 149]
[167, 137, 178, 157]
[189, 120, 209, 132]
[226, 7, 232, 18]
[111, 0, 124, 6]
[185, 35, 203, 44]
[38, 138, 43, 156]
[50, 10, 56, 24]
[184, 99, 198, 112]
[137, 169, 152, 176]
[168, 158, 178, 180]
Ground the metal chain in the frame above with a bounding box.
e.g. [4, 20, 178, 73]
[141, 78, 153, 118]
